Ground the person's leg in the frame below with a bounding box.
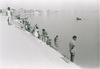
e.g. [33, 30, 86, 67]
[7, 17, 9, 25]
[70, 52, 71, 61]
[55, 42, 58, 47]
[38, 34, 40, 39]
[70, 52, 73, 62]
[42, 36, 43, 41]
[8, 17, 12, 25]
[42, 35, 44, 42]
[44, 37, 46, 42]
[44, 36, 47, 42]
[71, 53, 75, 62]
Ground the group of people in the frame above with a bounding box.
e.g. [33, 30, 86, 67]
[6, 7, 59, 48]
[31, 24, 52, 46]
[6, 7, 78, 63]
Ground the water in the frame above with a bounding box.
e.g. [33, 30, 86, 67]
[0, 0, 99, 68]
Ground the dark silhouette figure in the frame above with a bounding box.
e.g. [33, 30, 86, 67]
[42, 29, 48, 42]
[54, 35, 59, 47]
[69, 35, 77, 62]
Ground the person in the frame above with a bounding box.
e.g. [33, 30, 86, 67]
[31, 24, 38, 34]
[15, 16, 23, 29]
[37, 31, 41, 39]
[42, 29, 48, 42]
[46, 36, 52, 46]
[25, 22, 31, 32]
[69, 35, 77, 62]
[54, 35, 59, 47]
[22, 17, 31, 32]
[6, 7, 12, 25]
[34, 26, 39, 38]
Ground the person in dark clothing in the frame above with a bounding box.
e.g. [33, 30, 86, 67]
[69, 35, 77, 62]
[42, 29, 48, 42]
[54, 35, 59, 47]
[37, 30, 41, 39]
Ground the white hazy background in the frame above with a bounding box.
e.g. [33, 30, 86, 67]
[0, 0, 99, 69]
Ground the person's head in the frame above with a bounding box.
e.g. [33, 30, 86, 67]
[7, 7, 10, 10]
[42, 29, 45, 31]
[36, 26, 38, 29]
[56, 35, 58, 38]
[72, 35, 77, 41]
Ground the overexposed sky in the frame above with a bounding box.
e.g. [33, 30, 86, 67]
[0, 0, 97, 9]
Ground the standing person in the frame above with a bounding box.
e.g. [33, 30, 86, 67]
[6, 7, 12, 25]
[54, 35, 59, 47]
[69, 35, 77, 62]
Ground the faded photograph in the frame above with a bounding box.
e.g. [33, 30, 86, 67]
[0, 0, 99, 69]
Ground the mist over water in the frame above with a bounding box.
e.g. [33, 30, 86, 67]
[0, 0, 99, 68]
